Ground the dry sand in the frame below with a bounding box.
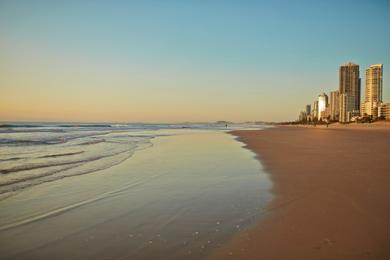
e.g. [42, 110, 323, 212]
[214, 125, 390, 260]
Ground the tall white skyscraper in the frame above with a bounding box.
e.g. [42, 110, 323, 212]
[318, 93, 328, 120]
[363, 64, 383, 117]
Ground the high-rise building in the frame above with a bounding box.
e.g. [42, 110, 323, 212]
[312, 101, 318, 120]
[363, 64, 383, 117]
[318, 93, 328, 120]
[339, 63, 360, 122]
[299, 111, 307, 122]
[329, 90, 340, 121]
[305, 104, 311, 115]
[339, 94, 355, 123]
[339, 62, 360, 109]
[379, 103, 390, 120]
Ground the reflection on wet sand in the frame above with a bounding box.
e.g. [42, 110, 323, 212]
[0, 130, 272, 260]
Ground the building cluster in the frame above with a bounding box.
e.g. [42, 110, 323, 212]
[298, 63, 389, 123]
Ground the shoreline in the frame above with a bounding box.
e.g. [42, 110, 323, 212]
[213, 125, 390, 259]
[0, 130, 270, 260]
[278, 120, 390, 130]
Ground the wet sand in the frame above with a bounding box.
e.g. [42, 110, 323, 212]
[0, 130, 271, 260]
[215, 125, 390, 260]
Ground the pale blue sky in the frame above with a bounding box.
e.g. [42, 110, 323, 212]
[1, 0, 389, 122]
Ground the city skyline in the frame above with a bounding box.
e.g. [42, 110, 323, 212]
[299, 62, 387, 123]
[1, 1, 390, 123]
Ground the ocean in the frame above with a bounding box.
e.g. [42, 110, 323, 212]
[0, 123, 260, 196]
[0, 123, 272, 259]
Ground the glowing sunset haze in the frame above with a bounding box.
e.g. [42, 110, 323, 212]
[1, 1, 389, 123]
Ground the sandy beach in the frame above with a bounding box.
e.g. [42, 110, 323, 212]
[215, 125, 390, 260]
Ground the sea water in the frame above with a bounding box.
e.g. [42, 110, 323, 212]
[0, 123, 272, 259]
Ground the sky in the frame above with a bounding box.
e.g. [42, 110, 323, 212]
[1, 0, 389, 123]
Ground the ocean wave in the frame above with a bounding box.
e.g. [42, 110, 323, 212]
[0, 163, 84, 188]
[0, 139, 66, 146]
[0, 157, 25, 162]
[0, 132, 154, 197]
[0, 147, 146, 196]
[1, 150, 125, 175]
[38, 151, 85, 158]
[79, 139, 105, 145]
[1, 160, 85, 175]
[0, 132, 110, 147]
[0, 124, 45, 128]
[0, 123, 112, 128]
